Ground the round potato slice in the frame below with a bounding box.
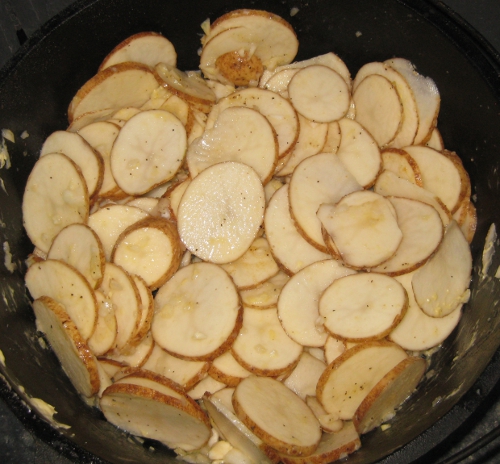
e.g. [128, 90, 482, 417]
[111, 217, 182, 291]
[319, 273, 408, 342]
[152, 262, 242, 361]
[381, 147, 423, 186]
[209, 351, 252, 387]
[22, 152, 89, 254]
[110, 109, 186, 196]
[240, 270, 289, 309]
[33, 296, 100, 397]
[288, 65, 350, 123]
[177, 161, 265, 264]
[87, 289, 117, 356]
[233, 376, 321, 457]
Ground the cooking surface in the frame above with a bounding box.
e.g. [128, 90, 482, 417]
[1, 0, 500, 463]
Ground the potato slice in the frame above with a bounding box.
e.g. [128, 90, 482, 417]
[177, 162, 265, 264]
[33, 296, 100, 397]
[67, 108, 117, 132]
[264, 184, 331, 275]
[233, 376, 321, 457]
[209, 351, 252, 387]
[111, 217, 182, 291]
[381, 147, 423, 186]
[231, 307, 302, 377]
[125, 196, 159, 214]
[284, 352, 326, 400]
[412, 220, 472, 317]
[40, 130, 104, 199]
[425, 127, 444, 151]
[305, 396, 343, 434]
[22, 152, 89, 254]
[278, 259, 356, 347]
[188, 375, 226, 400]
[221, 237, 279, 290]
[317, 190, 403, 269]
[316, 341, 408, 420]
[47, 223, 105, 289]
[336, 118, 381, 188]
[206, 88, 299, 159]
[105, 331, 154, 368]
[324, 337, 346, 365]
[128, 275, 154, 347]
[162, 178, 190, 220]
[25, 259, 97, 341]
[152, 262, 242, 361]
[99, 32, 177, 70]
[187, 106, 278, 184]
[353, 356, 426, 434]
[100, 381, 211, 451]
[68, 62, 161, 123]
[240, 270, 289, 309]
[389, 272, 462, 351]
[289, 153, 362, 252]
[370, 196, 444, 275]
[320, 273, 407, 342]
[88, 204, 149, 260]
[288, 65, 350, 123]
[110, 109, 186, 196]
[87, 289, 117, 356]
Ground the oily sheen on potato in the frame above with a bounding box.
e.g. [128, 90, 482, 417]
[21, 7, 477, 464]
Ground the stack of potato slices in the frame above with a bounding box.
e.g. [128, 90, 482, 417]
[22, 8, 475, 464]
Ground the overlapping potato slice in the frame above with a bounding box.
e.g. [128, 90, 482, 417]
[305, 396, 343, 434]
[232, 306, 302, 377]
[412, 220, 472, 318]
[187, 106, 278, 184]
[188, 375, 226, 400]
[26, 259, 97, 341]
[265, 185, 331, 274]
[87, 289, 117, 356]
[177, 162, 265, 264]
[324, 337, 346, 365]
[99, 32, 177, 70]
[152, 262, 242, 361]
[283, 352, 326, 400]
[209, 351, 252, 387]
[278, 260, 355, 347]
[128, 275, 154, 347]
[316, 341, 408, 420]
[22, 153, 89, 254]
[104, 332, 154, 368]
[68, 62, 161, 123]
[239, 270, 289, 309]
[381, 147, 422, 186]
[33, 296, 100, 397]
[111, 217, 182, 290]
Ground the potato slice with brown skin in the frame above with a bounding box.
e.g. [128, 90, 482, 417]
[319, 273, 408, 342]
[68, 62, 161, 123]
[111, 217, 182, 291]
[188, 375, 226, 400]
[425, 127, 445, 151]
[128, 275, 154, 347]
[209, 351, 252, 387]
[381, 147, 423, 186]
[87, 289, 117, 356]
[284, 352, 326, 400]
[233, 376, 321, 457]
[324, 336, 346, 365]
[152, 262, 242, 361]
[22, 153, 89, 254]
[240, 270, 289, 309]
[353, 356, 426, 434]
[33, 296, 100, 397]
[305, 396, 343, 433]
[316, 341, 408, 420]
[41, 130, 104, 199]
[104, 332, 154, 369]
[177, 162, 265, 264]
[26, 259, 98, 341]
[48, 223, 105, 289]
[99, 31, 177, 70]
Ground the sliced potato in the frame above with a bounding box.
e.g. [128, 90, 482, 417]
[105, 331, 154, 368]
[87, 289, 117, 356]
[209, 351, 252, 387]
[128, 275, 154, 347]
[283, 352, 326, 400]
[33, 296, 100, 397]
[188, 375, 226, 400]
[381, 147, 422, 186]
[240, 270, 289, 309]
[324, 336, 346, 365]
[305, 396, 343, 434]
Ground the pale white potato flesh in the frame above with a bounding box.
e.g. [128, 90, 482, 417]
[47, 223, 105, 289]
[104, 331, 154, 368]
[324, 336, 346, 365]
[128, 275, 154, 347]
[206, 87, 299, 159]
[187, 106, 278, 184]
[33, 296, 100, 397]
[412, 220, 472, 317]
[125, 196, 159, 214]
[68, 62, 161, 123]
[177, 162, 265, 264]
[389, 272, 462, 351]
[322, 121, 341, 154]
[425, 127, 445, 151]
[305, 396, 343, 434]
[319, 273, 408, 341]
[99, 32, 177, 70]
[289, 153, 362, 252]
[162, 178, 190, 220]
[240, 270, 289, 309]
[67, 108, 117, 132]
[231, 306, 302, 376]
[318, 190, 403, 269]
[110, 109, 186, 195]
[209, 351, 252, 387]
[87, 289, 117, 356]
[370, 196, 444, 275]
[316, 341, 408, 420]
[381, 147, 423, 186]
[352, 74, 403, 147]
[25, 259, 97, 341]
[261, 68, 299, 97]
[152, 262, 242, 360]
[264, 184, 331, 274]
[283, 352, 326, 400]
[288, 65, 350, 123]
[40, 130, 104, 198]
[278, 259, 356, 347]
[188, 375, 226, 400]
[353, 356, 426, 434]
[111, 217, 182, 290]
[221, 237, 279, 290]
[22, 153, 89, 254]
[233, 376, 322, 457]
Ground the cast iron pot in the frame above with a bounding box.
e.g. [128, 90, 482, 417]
[1, 0, 500, 462]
